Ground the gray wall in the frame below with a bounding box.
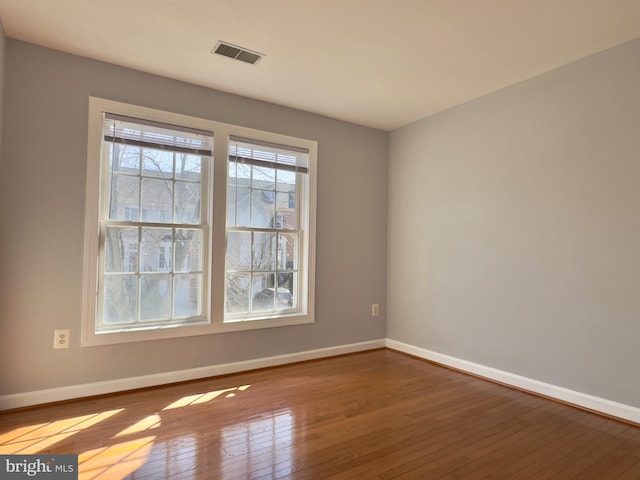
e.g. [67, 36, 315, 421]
[0, 19, 5, 175]
[0, 40, 387, 395]
[388, 38, 640, 407]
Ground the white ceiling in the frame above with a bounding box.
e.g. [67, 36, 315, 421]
[1, 1, 639, 131]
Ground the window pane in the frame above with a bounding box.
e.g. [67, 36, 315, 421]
[141, 228, 172, 272]
[229, 186, 251, 227]
[228, 161, 237, 184]
[227, 185, 237, 227]
[252, 273, 274, 312]
[277, 273, 296, 311]
[276, 192, 295, 230]
[276, 170, 296, 193]
[175, 229, 202, 272]
[175, 154, 202, 181]
[174, 273, 202, 318]
[115, 145, 141, 172]
[142, 149, 173, 178]
[253, 232, 276, 271]
[277, 233, 298, 271]
[140, 275, 171, 321]
[226, 231, 251, 271]
[175, 181, 201, 224]
[251, 190, 275, 228]
[103, 276, 138, 324]
[141, 178, 173, 223]
[252, 166, 275, 190]
[105, 226, 138, 273]
[226, 273, 250, 313]
[110, 174, 139, 220]
[232, 163, 251, 183]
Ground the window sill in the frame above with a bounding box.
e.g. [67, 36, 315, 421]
[82, 314, 314, 346]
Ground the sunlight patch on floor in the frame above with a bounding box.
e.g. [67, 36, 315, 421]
[112, 414, 161, 439]
[0, 409, 124, 455]
[162, 384, 251, 410]
[78, 435, 156, 480]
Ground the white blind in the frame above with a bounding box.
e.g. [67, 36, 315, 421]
[229, 136, 309, 174]
[103, 113, 213, 156]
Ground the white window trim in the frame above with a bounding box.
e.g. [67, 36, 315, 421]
[82, 97, 317, 346]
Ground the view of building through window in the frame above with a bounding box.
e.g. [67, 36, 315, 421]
[225, 139, 308, 319]
[99, 115, 210, 332]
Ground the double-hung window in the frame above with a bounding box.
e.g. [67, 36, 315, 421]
[82, 98, 316, 346]
[98, 113, 212, 333]
[225, 137, 310, 321]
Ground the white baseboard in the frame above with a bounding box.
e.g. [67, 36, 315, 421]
[0, 339, 386, 411]
[386, 338, 640, 425]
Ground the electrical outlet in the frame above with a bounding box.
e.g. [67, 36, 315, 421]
[371, 304, 379, 317]
[54, 329, 70, 349]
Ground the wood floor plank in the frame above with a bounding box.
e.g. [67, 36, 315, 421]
[1, 349, 640, 479]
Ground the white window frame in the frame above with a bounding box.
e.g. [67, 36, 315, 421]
[82, 97, 317, 346]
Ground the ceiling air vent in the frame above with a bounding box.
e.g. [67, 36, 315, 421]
[212, 41, 264, 65]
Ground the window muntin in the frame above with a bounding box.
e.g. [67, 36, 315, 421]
[225, 138, 309, 321]
[97, 115, 212, 333]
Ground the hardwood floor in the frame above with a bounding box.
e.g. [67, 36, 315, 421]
[1, 349, 640, 479]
